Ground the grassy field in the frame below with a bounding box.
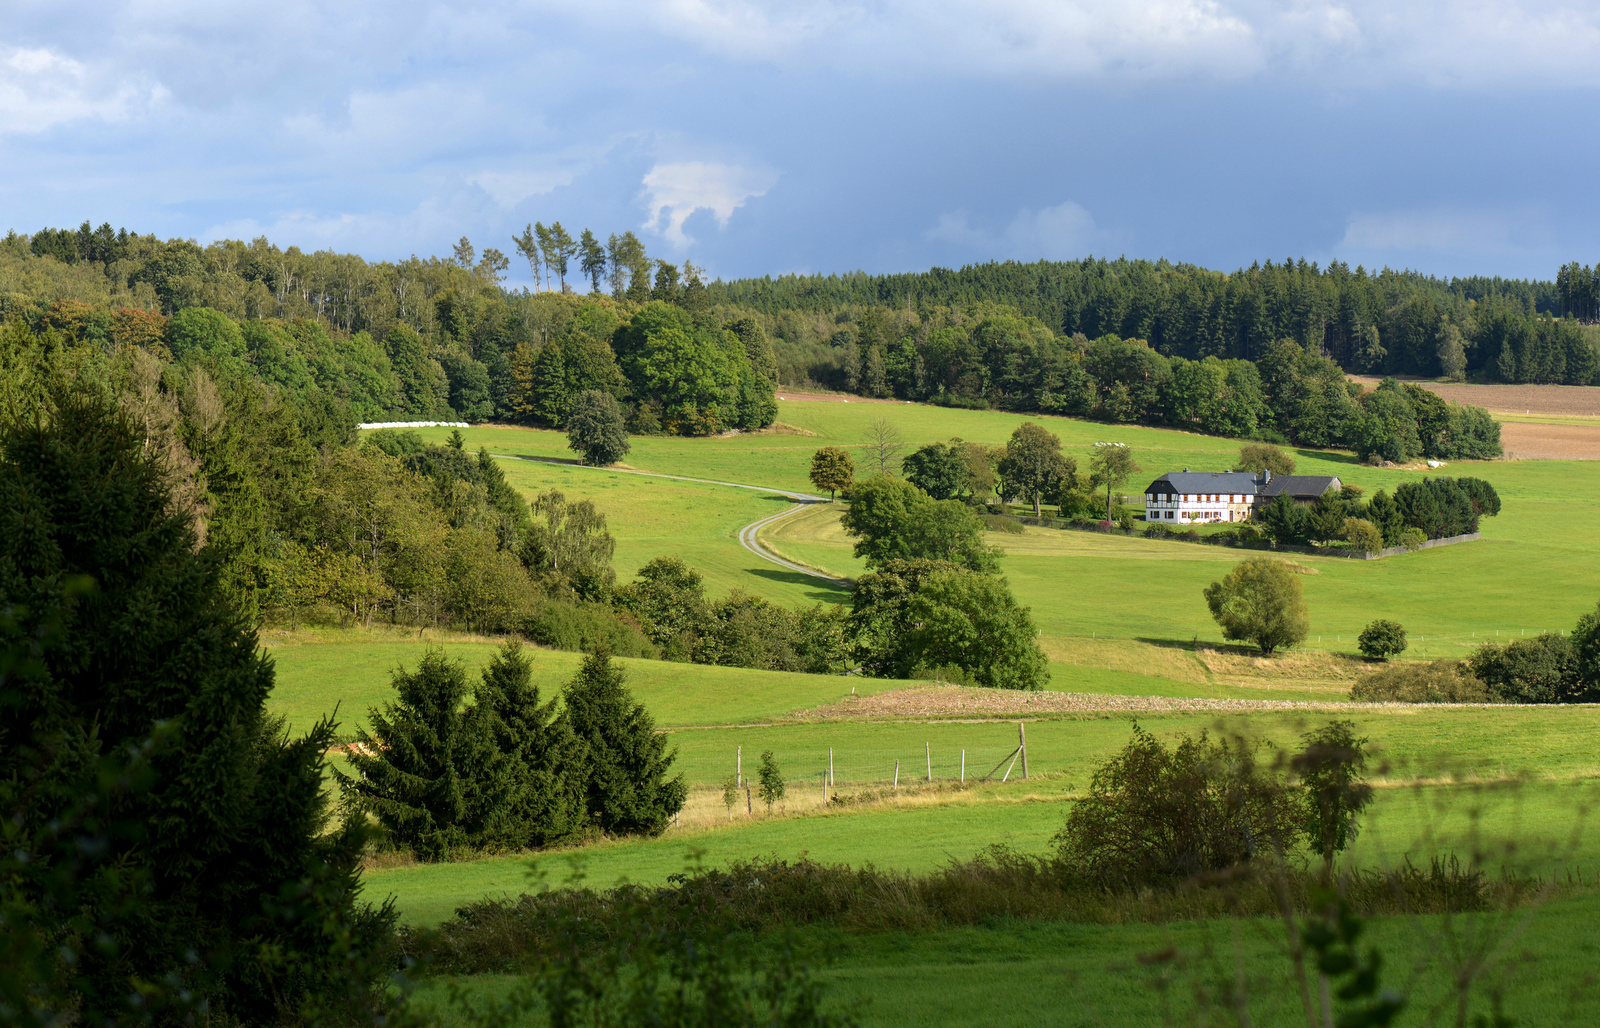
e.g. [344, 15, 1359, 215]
[408, 894, 1600, 1025]
[324, 403, 1600, 1022]
[398, 403, 1600, 659]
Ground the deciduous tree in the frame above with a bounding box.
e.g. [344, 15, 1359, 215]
[566, 389, 631, 466]
[809, 445, 855, 500]
[1203, 557, 1310, 656]
[997, 422, 1074, 517]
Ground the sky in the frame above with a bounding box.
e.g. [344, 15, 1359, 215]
[3, 1, 1599, 284]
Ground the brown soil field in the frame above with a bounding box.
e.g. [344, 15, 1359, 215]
[1498, 421, 1600, 460]
[1347, 377, 1600, 418]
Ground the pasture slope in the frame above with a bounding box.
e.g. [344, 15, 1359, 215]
[263, 395, 1600, 1024]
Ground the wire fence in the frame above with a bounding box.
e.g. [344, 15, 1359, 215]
[680, 734, 1031, 792]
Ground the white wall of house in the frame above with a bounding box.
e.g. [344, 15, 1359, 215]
[1145, 492, 1253, 523]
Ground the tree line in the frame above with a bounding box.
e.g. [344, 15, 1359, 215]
[707, 256, 1600, 385]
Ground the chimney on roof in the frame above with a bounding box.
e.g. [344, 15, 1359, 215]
[1264, 468, 1272, 483]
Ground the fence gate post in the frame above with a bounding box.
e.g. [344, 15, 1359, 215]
[926, 742, 932, 782]
[1019, 723, 1029, 780]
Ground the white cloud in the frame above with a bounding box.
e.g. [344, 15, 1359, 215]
[1337, 207, 1555, 259]
[929, 201, 1102, 261]
[0, 46, 159, 135]
[640, 161, 778, 247]
[609, 0, 1600, 88]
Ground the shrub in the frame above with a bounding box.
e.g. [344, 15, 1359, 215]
[524, 597, 657, 658]
[1238, 442, 1296, 475]
[980, 512, 1025, 534]
[1399, 527, 1426, 551]
[1349, 660, 1489, 703]
[1357, 619, 1408, 660]
[1468, 634, 1584, 703]
[1053, 725, 1302, 888]
[1343, 517, 1384, 553]
[1203, 557, 1310, 655]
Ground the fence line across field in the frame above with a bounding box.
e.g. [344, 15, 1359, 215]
[722, 725, 1030, 794]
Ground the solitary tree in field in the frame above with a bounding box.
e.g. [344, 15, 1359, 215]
[1089, 443, 1141, 522]
[1203, 557, 1310, 656]
[809, 445, 855, 500]
[565, 389, 630, 466]
[997, 423, 1075, 517]
[1357, 620, 1407, 661]
[865, 417, 905, 475]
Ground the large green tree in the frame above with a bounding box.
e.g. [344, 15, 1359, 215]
[566, 389, 631, 466]
[1203, 557, 1311, 655]
[901, 441, 965, 501]
[1088, 442, 1141, 522]
[840, 474, 999, 572]
[809, 445, 855, 500]
[336, 651, 515, 859]
[0, 390, 393, 1023]
[997, 422, 1074, 516]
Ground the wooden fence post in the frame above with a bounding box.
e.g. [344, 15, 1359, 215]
[1019, 723, 1029, 780]
[829, 747, 835, 788]
[894, 759, 900, 788]
[746, 782, 752, 815]
[961, 749, 966, 782]
[737, 745, 742, 787]
[926, 742, 932, 782]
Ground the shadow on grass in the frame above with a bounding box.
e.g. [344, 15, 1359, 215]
[746, 567, 851, 601]
[1135, 636, 1270, 658]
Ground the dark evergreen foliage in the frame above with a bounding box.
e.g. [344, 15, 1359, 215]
[336, 651, 515, 859]
[475, 642, 588, 848]
[559, 650, 687, 836]
[0, 389, 394, 1023]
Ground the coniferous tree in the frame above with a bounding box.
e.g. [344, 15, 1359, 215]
[336, 651, 515, 859]
[0, 389, 395, 1022]
[559, 649, 687, 835]
[475, 642, 588, 846]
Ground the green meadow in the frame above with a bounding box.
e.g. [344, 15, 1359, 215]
[271, 399, 1600, 1022]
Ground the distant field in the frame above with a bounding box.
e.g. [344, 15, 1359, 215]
[1346, 376, 1600, 418]
[401, 403, 1600, 658]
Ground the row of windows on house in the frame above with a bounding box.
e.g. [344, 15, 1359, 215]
[1147, 494, 1249, 504]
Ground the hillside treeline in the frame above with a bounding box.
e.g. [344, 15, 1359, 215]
[710, 258, 1600, 387]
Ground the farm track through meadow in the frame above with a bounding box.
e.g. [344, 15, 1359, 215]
[495, 452, 853, 585]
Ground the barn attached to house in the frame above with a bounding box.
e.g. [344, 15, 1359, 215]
[1143, 468, 1342, 524]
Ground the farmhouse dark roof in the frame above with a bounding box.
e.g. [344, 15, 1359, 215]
[1145, 471, 1259, 495]
[1257, 475, 1342, 500]
[1143, 471, 1342, 499]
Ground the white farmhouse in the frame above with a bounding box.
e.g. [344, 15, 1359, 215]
[1143, 469, 1343, 525]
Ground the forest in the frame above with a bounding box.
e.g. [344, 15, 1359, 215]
[1, 219, 1552, 466]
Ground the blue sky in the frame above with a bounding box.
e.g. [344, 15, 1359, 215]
[3, 1, 1598, 283]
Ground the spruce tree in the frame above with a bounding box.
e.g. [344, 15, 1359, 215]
[336, 651, 516, 859]
[559, 649, 686, 835]
[475, 641, 588, 846]
[0, 389, 394, 1023]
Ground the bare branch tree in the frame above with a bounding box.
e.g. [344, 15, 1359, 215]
[866, 417, 905, 476]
